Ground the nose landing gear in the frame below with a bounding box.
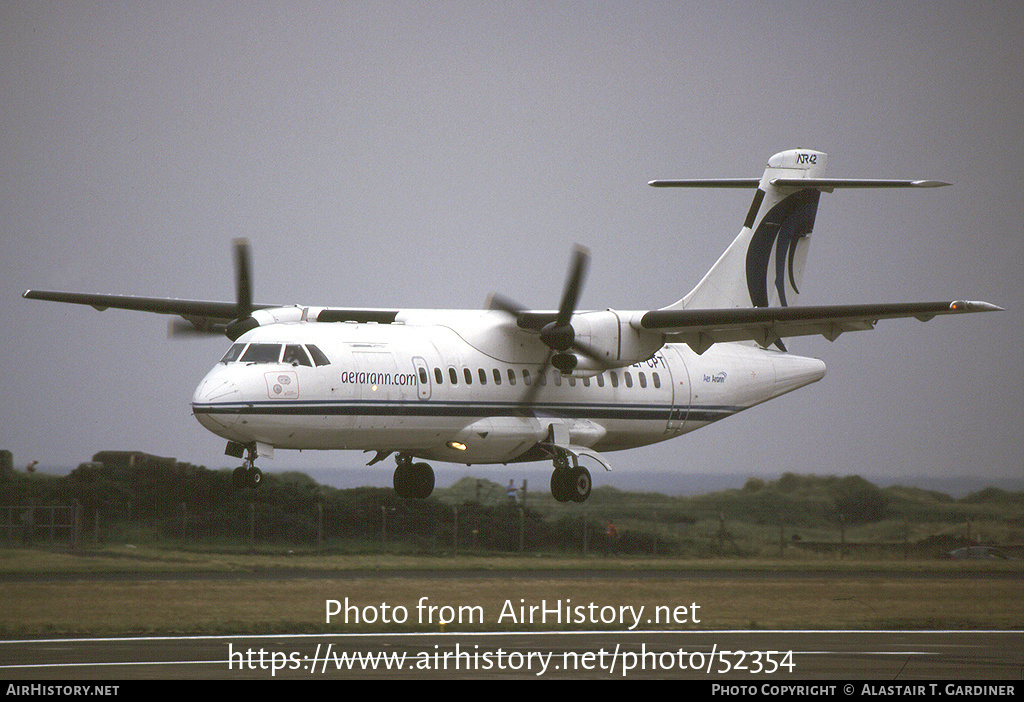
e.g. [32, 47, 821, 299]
[228, 442, 263, 489]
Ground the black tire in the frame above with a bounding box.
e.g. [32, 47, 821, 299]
[569, 466, 591, 503]
[393, 462, 412, 498]
[412, 462, 435, 499]
[550, 469, 571, 502]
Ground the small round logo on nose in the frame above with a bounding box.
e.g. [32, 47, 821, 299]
[273, 384, 283, 394]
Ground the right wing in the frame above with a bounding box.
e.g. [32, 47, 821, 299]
[640, 300, 1002, 354]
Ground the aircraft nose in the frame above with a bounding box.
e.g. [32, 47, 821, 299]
[193, 374, 241, 404]
[192, 370, 243, 437]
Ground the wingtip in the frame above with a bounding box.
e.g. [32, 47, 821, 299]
[950, 300, 1004, 312]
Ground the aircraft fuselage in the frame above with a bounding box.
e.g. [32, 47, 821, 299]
[191, 309, 826, 469]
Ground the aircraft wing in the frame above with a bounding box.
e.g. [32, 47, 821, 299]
[21, 290, 285, 337]
[23, 288, 404, 337]
[640, 300, 1002, 354]
[21, 290, 271, 320]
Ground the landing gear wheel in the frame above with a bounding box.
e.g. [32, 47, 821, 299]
[551, 469, 572, 502]
[569, 466, 592, 503]
[393, 462, 412, 497]
[412, 462, 435, 499]
[231, 444, 263, 489]
[393, 458, 435, 499]
[550, 466, 591, 503]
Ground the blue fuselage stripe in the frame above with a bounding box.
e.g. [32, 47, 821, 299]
[191, 400, 739, 422]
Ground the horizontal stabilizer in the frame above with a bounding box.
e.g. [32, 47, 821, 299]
[648, 179, 760, 188]
[648, 178, 949, 190]
[770, 178, 950, 191]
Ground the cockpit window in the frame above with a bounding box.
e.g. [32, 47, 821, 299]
[306, 344, 331, 366]
[220, 342, 329, 366]
[240, 344, 282, 364]
[283, 344, 312, 367]
[220, 343, 246, 364]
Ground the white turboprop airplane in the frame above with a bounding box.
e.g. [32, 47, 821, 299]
[24, 149, 1000, 501]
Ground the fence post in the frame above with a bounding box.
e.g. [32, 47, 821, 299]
[582, 509, 588, 557]
[317, 503, 323, 551]
[519, 507, 525, 553]
[72, 500, 81, 552]
[839, 513, 846, 559]
[453, 506, 458, 552]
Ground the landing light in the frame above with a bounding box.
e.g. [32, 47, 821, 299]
[447, 441, 467, 451]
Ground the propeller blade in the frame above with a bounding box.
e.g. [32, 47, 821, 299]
[167, 318, 224, 338]
[488, 244, 593, 410]
[556, 245, 589, 327]
[486, 292, 525, 317]
[518, 351, 552, 408]
[233, 238, 253, 319]
[571, 339, 611, 368]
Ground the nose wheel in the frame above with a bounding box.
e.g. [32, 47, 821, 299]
[230, 444, 263, 489]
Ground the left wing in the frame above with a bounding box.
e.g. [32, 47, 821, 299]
[641, 300, 1002, 354]
[21, 290, 274, 321]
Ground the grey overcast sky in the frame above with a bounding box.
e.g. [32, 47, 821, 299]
[2, 1, 1021, 491]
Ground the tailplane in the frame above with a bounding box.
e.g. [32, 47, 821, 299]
[650, 149, 948, 312]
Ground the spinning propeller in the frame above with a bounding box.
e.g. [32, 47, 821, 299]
[168, 238, 258, 340]
[489, 245, 608, 405]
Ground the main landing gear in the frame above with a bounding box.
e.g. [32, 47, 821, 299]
[393, 453, 435, 499]
[549, 454, 592, 503]
[229, 443, 263, 489]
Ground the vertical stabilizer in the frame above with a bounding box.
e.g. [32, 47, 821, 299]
[678, 149, 826, 310]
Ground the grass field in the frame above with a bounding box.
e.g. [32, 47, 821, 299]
[2, 546, 1020, 637]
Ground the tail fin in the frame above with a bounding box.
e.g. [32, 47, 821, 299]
[658, 149, 826, 311]
[651, 149, 948, 312]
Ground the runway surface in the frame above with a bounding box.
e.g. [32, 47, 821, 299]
[2, 629, 1020, 679]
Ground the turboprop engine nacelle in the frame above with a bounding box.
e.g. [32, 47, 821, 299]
[227, 305, 307, 340]
[563, 310, 666, 374]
